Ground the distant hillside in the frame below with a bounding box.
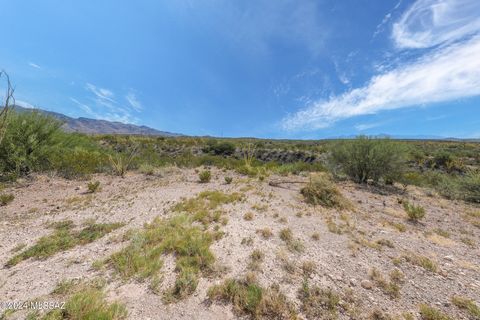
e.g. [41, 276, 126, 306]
[9, 106, 182, 136]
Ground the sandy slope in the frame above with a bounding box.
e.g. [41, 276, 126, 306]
[0, 168, 479, 319]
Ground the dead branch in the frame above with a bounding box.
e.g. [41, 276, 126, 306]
[0, 70, 15, 144]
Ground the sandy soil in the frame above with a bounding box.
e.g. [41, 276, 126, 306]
[0, 168, 479, 319]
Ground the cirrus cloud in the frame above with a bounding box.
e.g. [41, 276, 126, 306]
[282, 0, 480, 131]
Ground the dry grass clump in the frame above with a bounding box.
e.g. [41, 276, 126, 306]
[298, 280, 340, 320]
[248, 249, 265, 271]
[6, 220, 122, 267]
[301, 261, 316, 277]
[256, 228, 273, 239]
[244, 212, 254, 221]
[403, 200, 426, 222]
[301, 173, 350, 209]
[451, 296, 480, 318]
[87, 180, 101, 193]
[403, 253, 438, 273]
[279, 228, 304, 253]
[419, 304, 452, 320]
[42, 279, 127, 320]
[311, 232, 320, 241]
[107, 214, 215, 302]
[207, 277, 297, 319]
[173, 190, 242, 226]
[369, 267, 404, 299]
[0, 193, 14, 206]
[199, 170, 212, 183]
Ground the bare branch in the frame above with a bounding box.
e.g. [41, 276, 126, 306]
[0, 70, 15, 143]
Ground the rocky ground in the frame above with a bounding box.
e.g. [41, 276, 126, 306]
[0, 168, 479, 319]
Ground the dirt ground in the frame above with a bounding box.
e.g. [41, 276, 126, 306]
[0, 168, 479, 319]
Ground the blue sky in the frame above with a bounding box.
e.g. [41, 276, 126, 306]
[0, 0, 479, 138]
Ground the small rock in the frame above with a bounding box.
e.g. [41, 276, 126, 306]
[361, 280, 373, 290]
[349, 278, 357, 287]
[443, 255, 454, 262]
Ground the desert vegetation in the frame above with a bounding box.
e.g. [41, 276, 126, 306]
[0, 109, 479, 319]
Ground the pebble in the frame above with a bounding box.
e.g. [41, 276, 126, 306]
[361, 279, 373, 289]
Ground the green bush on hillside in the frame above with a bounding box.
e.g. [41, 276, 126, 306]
[330, 136, 406, 184]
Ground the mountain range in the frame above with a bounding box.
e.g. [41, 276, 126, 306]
[10, 106, 181, 136]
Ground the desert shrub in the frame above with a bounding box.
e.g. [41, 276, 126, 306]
[419, 304, 452, 320]
[6, 221, 122, 267]
[330, 136, 406, 184]
[108, 149, 137, 178]
[0, 193, 14, 206]
[41, 287, 127, 320]
[138, 163, 155, 175]
[224, 176, 233, 184]
[0, 111, 62, 178]
[87, 181, 101, 193]
[403, 200, 426, 222]
[50, 147, 107, 179]
[207, 277, 296, 319]
[451, 296, 480, 318]
[298, 280, 340, 320]
[203, 140, 236, 156]
[301, 173, 350, 209]
[460, 170, 480, 203]
[199, 170, 211, 183]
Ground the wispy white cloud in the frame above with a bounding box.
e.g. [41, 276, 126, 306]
[354, 122, 383, 131]
[28, 62, 41, 69]
[71, 83, 142, 124]
[282, 0, 480, 131]
[393, 0, 480, 48]
[85, 83, 116, 103]
[125, 92, 142, 112]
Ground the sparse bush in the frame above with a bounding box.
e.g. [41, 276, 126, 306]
[199, 170, 211, 183]
[0, 193, 14, 206]
[139, 163, 155, 175]
[207, 277, 296, 319]
[301, 173, 350, 209]
[256, 228, 273, 239]
[330, 136, 406, 184]
[42, 287, 127, 320]
[6, 221, 122, 267]
[419, 304, 452, 320]
[298, 280, 340, 320]
[109, 149, 136, 178]
[224, 176, 233, 184]
[243, 212, 254, 221]
[451, 296, 480, 318]
[460, 170, 480, 203]
[87, 181, 101, 193]
[403, 200, 426, 222]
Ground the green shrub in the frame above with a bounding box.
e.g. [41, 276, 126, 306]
[51, 147, 107, 179]
[0, 193, 14, 206]
[203, 141, 236, 156]
[138, 163, 155, 175]
[330, 136, 406, 184]
[403, 200, 426, 222]
[224, 176, 233, 184]
[460, 170, 480, 203]
[0, 111, 62, 178]
[42, 287, 127, 320]
[199, 170, 211, 183]
[419, 304, 452, 320]
[87, 181, 101, 193]
[451, 296, 480, 318]
[301, 173, 350, 209]
[207, 278, 296, 319]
